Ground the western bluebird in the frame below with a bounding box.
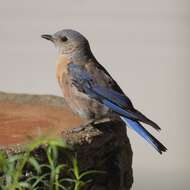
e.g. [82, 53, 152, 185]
[42, 29, 167, 154]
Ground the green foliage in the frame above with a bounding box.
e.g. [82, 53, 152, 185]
[0, 136, 104, 190]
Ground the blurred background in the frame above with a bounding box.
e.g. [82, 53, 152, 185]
[0, 0, 189, 189]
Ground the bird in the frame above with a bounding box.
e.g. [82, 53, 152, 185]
[41, 29, 167, 154]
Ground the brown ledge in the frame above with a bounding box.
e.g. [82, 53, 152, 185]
[0, 91, 133, 190]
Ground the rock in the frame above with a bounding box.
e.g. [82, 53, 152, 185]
[0, 91, 133, 190]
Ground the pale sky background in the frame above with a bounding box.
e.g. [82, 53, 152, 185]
[0, 0, 190, 189]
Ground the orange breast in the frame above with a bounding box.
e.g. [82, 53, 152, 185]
[56, 55, 71, 97]
[56, 55, 70, 80]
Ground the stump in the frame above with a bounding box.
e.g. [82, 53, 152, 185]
[0, 91, 133, 190]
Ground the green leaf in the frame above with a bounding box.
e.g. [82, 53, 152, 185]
[72, 158, 79, 180]
[54, 182, 68, 190]
[0, 152, 8, 172]
[59, 178, 75, 183]
[48, 138, 67, 148]
[8, 154, 22, 163]
[40, 164, 51, 170]
[29, 173, 50, 188]
[28, 157, 41, 174]
[79, 170, 106, 180]
[18, 181, 32, 188]
[51, 145, 58, 165]
[55, 164, 66, 174]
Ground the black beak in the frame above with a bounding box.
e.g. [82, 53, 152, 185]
[41, 34, 54, 41]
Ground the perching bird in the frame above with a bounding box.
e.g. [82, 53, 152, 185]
[42, 29, 167, 154]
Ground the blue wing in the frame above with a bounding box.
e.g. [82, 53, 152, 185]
[69, 63, 167, 153]
[69, 63, 160, 130]
[92, 85, 161, 130]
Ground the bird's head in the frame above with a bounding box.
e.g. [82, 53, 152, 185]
[41, 29, 90, 58]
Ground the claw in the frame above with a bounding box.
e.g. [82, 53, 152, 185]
[70, 125, 86, 133]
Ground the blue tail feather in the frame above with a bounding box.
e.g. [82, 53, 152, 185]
[122, 117, 167, 154]
[102, 99, 167, 154]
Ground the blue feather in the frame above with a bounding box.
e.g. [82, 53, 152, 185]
[93, 85, 130, 106]
[103, 99, 167, 154]
[122, 118, 158, 150]
[102, 99, 144, 122]
[93, 86, 161, 131]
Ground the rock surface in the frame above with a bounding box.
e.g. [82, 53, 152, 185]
[0, 91, 133, 190]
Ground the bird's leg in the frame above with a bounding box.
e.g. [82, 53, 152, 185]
[70, 117, 113, 133]
[92, 117, 112, 125]
[70, 119, 94, 132]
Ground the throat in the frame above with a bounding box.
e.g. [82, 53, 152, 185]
[57, 54, 71, 63]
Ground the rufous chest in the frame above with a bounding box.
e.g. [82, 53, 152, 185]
[56, 55, 72, 97]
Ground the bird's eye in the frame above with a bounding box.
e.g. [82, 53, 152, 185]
[61, 36, 68, 42]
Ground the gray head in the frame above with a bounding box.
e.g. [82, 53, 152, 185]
[41, 29, 90, 57]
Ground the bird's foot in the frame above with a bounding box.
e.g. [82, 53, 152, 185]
[93, 117, 111, 125]
[70, 124, 88, 133]
[69, 118, 112, 133]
